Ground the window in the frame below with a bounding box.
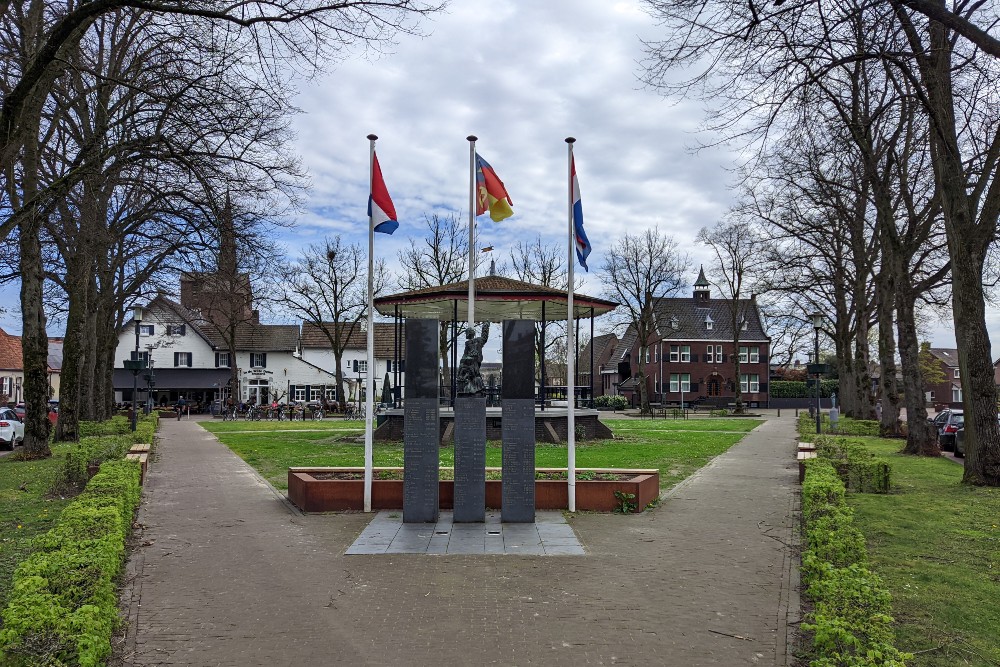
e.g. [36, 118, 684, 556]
[670, 317, 679, 330]
[953, 387, 962, 402]
[139, 324, 154, 336]
[294, 387, 306, 401]
[739, 346, 748, 363]
[250, 353, 267, 368]
[705, 316, 713, 330]
[386, 359, 395, 373]
[740, 374, 760, 393]
[715, 345, 723, 363]
[706, 344, 713, 360]
[750, 347, 759, 363]
[1, 377, 9, 396]
[953, 368, 960, 379]
[215, 352, 230, 368]
[310, 388, 322, 401]
[739, 347, 760, 363]
[166, 324, 186, 336]
[352, 359, 368, 373]
[173, 352, 192, 367]
[669, 345, 679, 362]
[669, 373, 691, 392]
[653, 345, 659, 362]
[129, 350, 150, 365]
[325, 387, 338, 401]
[680, 345, 691, 362]
[644, 348, 650, 364]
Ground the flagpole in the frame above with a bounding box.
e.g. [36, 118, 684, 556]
[467, 136, 477, 327]
[364, 133, 377, 513]
[566, 137, 576, 513]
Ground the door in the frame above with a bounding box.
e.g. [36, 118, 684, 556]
[707, 377, 721, 397]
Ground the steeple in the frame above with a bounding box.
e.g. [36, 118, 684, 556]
[218, 191, 237, 277]
[694, 265, 710, 301]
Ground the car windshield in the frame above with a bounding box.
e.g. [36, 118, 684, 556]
[953, 415, 964, 426]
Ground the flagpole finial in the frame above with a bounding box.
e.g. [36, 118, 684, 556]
[565, 137, 576, 144]
[367, 134, 378, 141]
[467, 135, 478, 142]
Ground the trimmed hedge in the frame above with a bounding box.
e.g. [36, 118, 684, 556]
[815, 436, 891, 494]
[0, 459, 142, 666]
[798, 413, 881, 439]
[594, 395, 628, 410]
[771, 380, 839, 398]
[54, 414, 158, 494]
[800, 459, 910, 667]
[79, 414, 158, 445]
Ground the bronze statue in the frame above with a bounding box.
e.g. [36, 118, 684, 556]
[456, 322, 490, 396]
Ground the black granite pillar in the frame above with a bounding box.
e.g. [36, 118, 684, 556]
[453, 395, 486, 522]
[502, 320, 536, 523]
[403, 319, 440, 523]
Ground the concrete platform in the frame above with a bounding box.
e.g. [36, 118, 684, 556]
[345, 510, 584, 556]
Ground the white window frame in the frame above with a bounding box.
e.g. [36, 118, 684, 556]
[325, 387, 338, 401]
[669, 345, 679, 362]
[669, 374, 679, 392]
[740, 373, 760, 393]
[250, 353, 266, 368]
[175, 352, 192, 367]
[680, 345, 691, 362]
[953, 368, 960, 379]
[952, 387, 962, 402]
[739, 346, 748, 363]
[310, 388, 322, 401]
[216, 352, 231, 368]
[644, 347, 650, 364]
[294, 387, 306, 401]
[715, 345, 723, 363]
[139, 324, 154, 336]
[750, 347, 760, 363]
[653, 345, 659, 362]
[706, 344, 713, 360]
[358, 359, 368, 373]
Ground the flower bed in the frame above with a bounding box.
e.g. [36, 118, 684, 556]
[288, 466, 659, 513]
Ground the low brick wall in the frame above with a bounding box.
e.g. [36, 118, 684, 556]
[288, 467, 659, 514]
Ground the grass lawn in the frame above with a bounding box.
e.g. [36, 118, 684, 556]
[844, 438, 1000, 666]
[200, 417, 761, 491]
[0, 446, 74, 610]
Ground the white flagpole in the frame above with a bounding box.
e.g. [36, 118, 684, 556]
[364, 134, 377, 513]
[566, 137, 577, 513]
[467, 136, 478, 326]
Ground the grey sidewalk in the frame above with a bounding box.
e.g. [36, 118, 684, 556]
[120, 415, 800, 666]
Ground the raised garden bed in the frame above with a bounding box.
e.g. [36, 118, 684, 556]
[288, 466, 660, 514]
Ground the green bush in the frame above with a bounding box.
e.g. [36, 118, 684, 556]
[594, 395, 628, 410]
[0, 459, 142, 666]
[798, 413, 882, 440]
[771, 380, 838, 398]
[815, 436, 891, 494]
[800, 459, 910, 667]
[52, 414, 158, 495]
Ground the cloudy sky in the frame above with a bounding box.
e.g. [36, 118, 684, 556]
[1, 0, 980, 353]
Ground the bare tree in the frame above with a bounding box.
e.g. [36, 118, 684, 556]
[601, 228, 689, 413]
[697, 219, 763, 413]
[282, 236, 388, 406]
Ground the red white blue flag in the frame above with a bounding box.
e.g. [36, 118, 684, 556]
[572, 156, 591, 271]
[369, 152, 398, 235]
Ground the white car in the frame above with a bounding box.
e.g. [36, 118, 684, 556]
[0, 407, 24, 450]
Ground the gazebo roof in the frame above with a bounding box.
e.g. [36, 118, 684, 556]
[374, 275, 618, 321]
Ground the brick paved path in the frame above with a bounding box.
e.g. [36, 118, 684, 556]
[120, 415, 800, 666]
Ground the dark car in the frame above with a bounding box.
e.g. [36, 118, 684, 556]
[954, 415, 1000, 458]
[13, 403, 25, 420]
[932, 409, 964, 452]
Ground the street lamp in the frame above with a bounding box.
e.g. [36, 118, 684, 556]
[143, 357, 156, 414]
[129, 305, 144, 431]
[811, 311, 823, 434]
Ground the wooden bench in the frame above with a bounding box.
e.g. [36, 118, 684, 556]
[129, 443, 151, 454]
[798, 442, 816, 452]
[797, 450, 817, 483]
[125, 452, 149, 485]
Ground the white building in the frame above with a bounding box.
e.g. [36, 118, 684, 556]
[112, 296, 337, 409]
[299, 322, 404, 403]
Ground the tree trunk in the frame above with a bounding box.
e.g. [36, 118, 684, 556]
[874, 268, 901, 435]
[897, 288, 938, 455]
[54, 235, 90, 441]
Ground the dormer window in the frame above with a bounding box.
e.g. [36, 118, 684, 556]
[705, 315, 713, 330]
[670, 316, 679, 331]
[740, 317, 748, 331]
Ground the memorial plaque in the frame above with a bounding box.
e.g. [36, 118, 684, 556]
[454, 395, 486, 522]
[403, 319, 440, 523]
[501, 320, 536, 523]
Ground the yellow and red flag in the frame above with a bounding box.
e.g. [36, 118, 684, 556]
[475, 153, 514, 222]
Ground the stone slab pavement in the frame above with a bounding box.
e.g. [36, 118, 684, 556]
[119, 415, 801, 666]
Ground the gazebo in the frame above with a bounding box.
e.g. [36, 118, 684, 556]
[372, 274, 619, 441]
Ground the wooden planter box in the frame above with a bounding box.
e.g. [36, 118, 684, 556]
[288, 467, 660, 514]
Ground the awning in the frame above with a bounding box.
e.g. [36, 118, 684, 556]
[113, 368, 231, 391]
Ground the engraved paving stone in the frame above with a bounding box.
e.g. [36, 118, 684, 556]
[501, 320, 537, 523]
[403, 319, 440, 523]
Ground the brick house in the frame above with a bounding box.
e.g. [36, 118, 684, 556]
[616, 268, 771, 408]
[926, 348, 963, 408]
[577, 333, 619, 398]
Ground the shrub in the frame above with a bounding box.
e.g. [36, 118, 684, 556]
[798, 413, 882, 440]
[799, 459, 910, 667]
[594, 395, 628, 410]
[52, 414, 158, 495]
[0, 459, 142, 667]
[771, 380, 838, 398]
[815, 436, 891, 494]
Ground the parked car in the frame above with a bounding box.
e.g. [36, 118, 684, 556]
[0, 407, 24, 450]
[954, 415, 1000, 458]
[931, 409, 964, 452]
[13, 402, 25, 420]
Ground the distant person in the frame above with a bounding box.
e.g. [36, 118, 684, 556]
[176, 396, 187, 421]
[875, 402, 883, 422]
[829, 404, 840, 432]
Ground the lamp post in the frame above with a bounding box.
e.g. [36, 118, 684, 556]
[131, 306, 144, 431]
[811, 311, 823, 435]
[144, 357, 155, 415]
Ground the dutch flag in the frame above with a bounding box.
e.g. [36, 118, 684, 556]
[369, 151, 398, 235]
[572, 156, 591, 271]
